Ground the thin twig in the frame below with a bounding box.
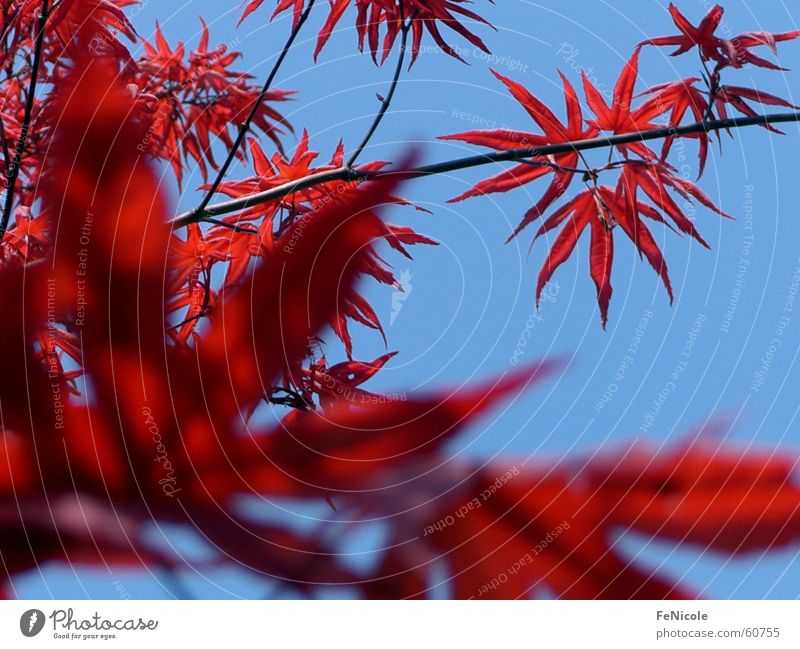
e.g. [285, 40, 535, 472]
[518, 158, 588, 175]
[698, 52, 721, 123]
[0, 114, 10, 171]
[171, 110, 800, 228]
[189, 0, 317, 222]
[346, 3, 413, 167]
[203, 216, 258, 233]
[0, 0, 49, 240]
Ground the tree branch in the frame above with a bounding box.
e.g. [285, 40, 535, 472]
[0, 115, 11, 172]
[171, 110, 800, 228]
[0, 0, 49, 240]
[190, 0, 317, 220]
[346, 4, 412, 167]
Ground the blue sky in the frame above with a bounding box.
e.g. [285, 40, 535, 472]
[17, 0, 800, 598]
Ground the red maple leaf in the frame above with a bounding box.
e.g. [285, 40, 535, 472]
[636, 77, 711, 174]
[641, 3, 800, 70]
[383, 438, 800, 599]
[441, 69, 597, 240]
[204, 132, 436, 356]
[581, 47, 672, 161]
[714, 84, 800, 133]
[440, 56, 729, 326]
[241, 0, 495, 65]
[0, 49, 410, 592]
[4, 0, 800, 603]
[133, 19, 293, 186]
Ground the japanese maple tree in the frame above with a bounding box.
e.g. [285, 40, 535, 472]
[1, 0, 800, 599]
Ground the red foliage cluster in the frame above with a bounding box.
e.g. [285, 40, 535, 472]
[1, 0, 799, 601]
[133, 19, 293, 187]
[643, 3, 800, 71]
[443, 7, 798, 326]
[169, 131, 437, 355]
[241, 0, 494, 64]
[0, 4, 290, 247]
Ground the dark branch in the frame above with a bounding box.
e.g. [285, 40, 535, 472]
[189, 0, 317, 222]
[346, 4, 412, 167]
[171, 110, 800, 228]
[0, 0, 49, 240]
[0, 114, 11, 171]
